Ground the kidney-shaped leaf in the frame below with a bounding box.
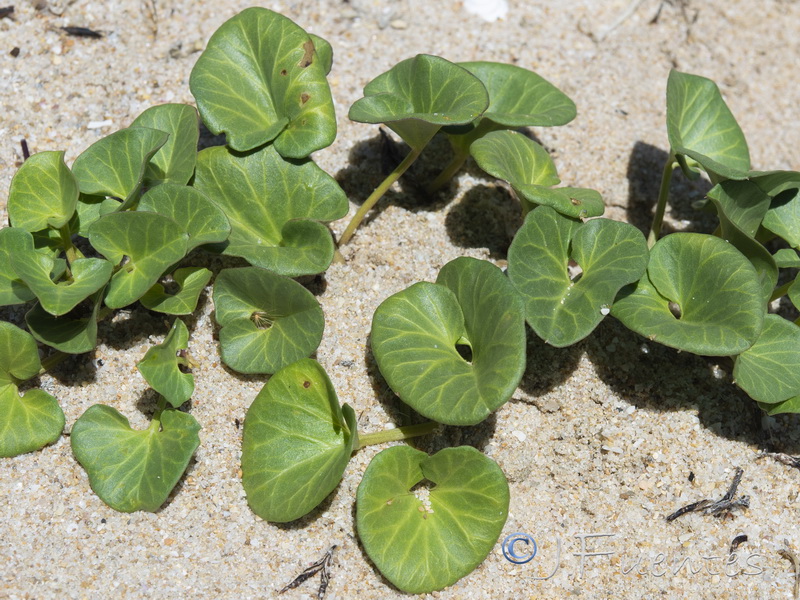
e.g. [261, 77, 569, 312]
[471, 130, 604, 218]
[137, 319, 194, 408]
[88, 211, 189, 308]
[508, 206, 648, 347]
[242, 359, 357, 522]
[11, 248, 112, 316]
[71, 405, 200, 512]
[25, 289, 104, 354]
[611, 233, 764, 355]
[0, 227, 36, 306]
[138, 184, 230, 252]
[71, 128, 169, 209]
[0, 322, 64, 457]
[140, 267, 212, 315]
[459, 61, 576, 127]
[194, 145, 346, 276]
[371, 257, 526, 426]
[8, 150, 79, 232]
[213, 267, 324, 374]
[733, 314, 800, 405]
[349, 54, 489, 149]
[189, 7, 336, 157]
[666, 70, 750, 180]
[357, 445, 509, 594]
[130, 104, 199, 186]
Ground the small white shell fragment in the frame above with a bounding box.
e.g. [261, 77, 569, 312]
[464, 0, 508, 22]
[86, 119, 113, 129]
[511, 430, 526, 442]
[600, 306, 611, 316]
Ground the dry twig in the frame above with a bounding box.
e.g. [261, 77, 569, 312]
[666, 467, 749, 521]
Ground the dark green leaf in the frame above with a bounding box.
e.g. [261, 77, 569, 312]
[25, 288, 103, 354]
[734, 315, 800, 404]
[140, 267, 212, 315]
[0, 227, 36, 306]
[137, 319, 194, 408]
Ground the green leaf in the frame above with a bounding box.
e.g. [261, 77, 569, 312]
[356, 445, 509, 594]
[758, 396, 800, 416]
[137, 319, 194, 408]
[734, 315, 800, 405]
[241, 359, 357, 522]
[763, 187, 800, 249]
[88, 211, 189, 309]
[0, 321, 64, 457]
[130, 104, 199, 186]
[349, 54, 489, 149]
[0, 227, 36, 306]
[508, 206, 648, 347]
[705, 180, 777, 303]
[471, 130, 604, 218]
[666, 70, 750, 180]
[308, 33, 333, 75]
[213, 267, 324, 374]
[138, 184, 231, 252]
[25, 289, 104, 354]
[773, 248, 800, 268]
[193, 145, 346, 277]
[189, 7, 336, 157]
[459, 61, 576, 127]
[73, 194, 122, 236]
[7, 150, 79, 231]
[140, 267, 212, 315]
[71, 127, 169, 209]
[371, 257, 526, 426]
[611, 233, 764, 355]
[71, 405, 200, 512]
[11, 248, 112, 316]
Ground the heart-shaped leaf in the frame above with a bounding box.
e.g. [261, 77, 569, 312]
[371, 257, 526, 426]
[666, 70, 750, 180]
[0, 321, 64, 457]
[10, 248, 112, 316]
[241, 359, 357, 522]
[458, 61, 576, 128]
[71, 405, 200, 512]
[137, 319, 194, 408]
[773, 248, 800, 268]
[213, 267, 324, 374]
[0, 227, 36, 306]
[758, 396, 800, 416]
[7, 150, 79, 232]
[25, 289, 104, 354]
[734, 315, 800, 405]
[138, 184, 231, 252]
[308, 33, 333, 75]
[356, 445, 509, 594]
[140, 267, 212, 315]
[471, 130, 604, 218]
[611, 233, 764, 355]
[349, 54, 489, 149]
[88, 211, 189, 308]
[130, 104, 199, 186]
[508, 206, 648, 347]
[71, 127, 169, 210]
[193, 145, 346, 277]
[189, 7, 336, 157]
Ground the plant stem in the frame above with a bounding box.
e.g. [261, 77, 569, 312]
[647, 153, 677, 249]
[150, 396, 168, 431]
[356, 421, 440, 450]
[38, 351, 70, 374]
[59, 224, 84, 265]
[426, 148, 470, 194]
[338, 143, 427, 246]
[770, 281, 793, 303]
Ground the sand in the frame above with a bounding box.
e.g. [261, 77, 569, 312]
[2, 0, 800, 598]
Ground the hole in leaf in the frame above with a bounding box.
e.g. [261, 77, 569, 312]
[298, 40, 314, 67]
[410, 479, 436, 517]
[280, 69, 287, 76]
[567, 259, 583, 283]
[668, 301, 682, 319]
[250, 311, 274, 330]
[456, 343, 473, 363]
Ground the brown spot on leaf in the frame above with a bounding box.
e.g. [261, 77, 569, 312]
[300, 92, 311, 105]
[570, 197, 581, 205]
[303, 380, 311, 388]
[298, 40, 314, 67]
[280, 69, 287, 76]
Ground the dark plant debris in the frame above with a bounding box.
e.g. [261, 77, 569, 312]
[61, 26, 103, 38]
[758, 451, 800, 471]
[279, 544, 336, 599]
[729, 533, 748, 554]
[666, 467, 749, 521]
[0, 6, 13, 19]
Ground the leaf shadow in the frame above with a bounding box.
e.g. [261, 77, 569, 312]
[585, 317, 800, 454]
[514, 326, 584, 401]
[626, 141, 715, 235]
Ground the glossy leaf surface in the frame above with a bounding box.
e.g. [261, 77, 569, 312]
[241, 359, 357, 522]
[189, 7, 336, 157]
[194, 145, 346, 276]
[8, 151, 78, 232]
[140, 267, 212, 315]
[130, 104, 199, 186]
[611, 233, 763, 355]
[371, 257, 526, 426]
[213, 267, 324, 374]
[137, 319, 194, 408]
[508, 207, 648, 346]
[357, 445, 509, 594]
[71, 405, 200, 512]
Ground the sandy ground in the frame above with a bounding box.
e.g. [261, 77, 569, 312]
[2, 0, 800, 598]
